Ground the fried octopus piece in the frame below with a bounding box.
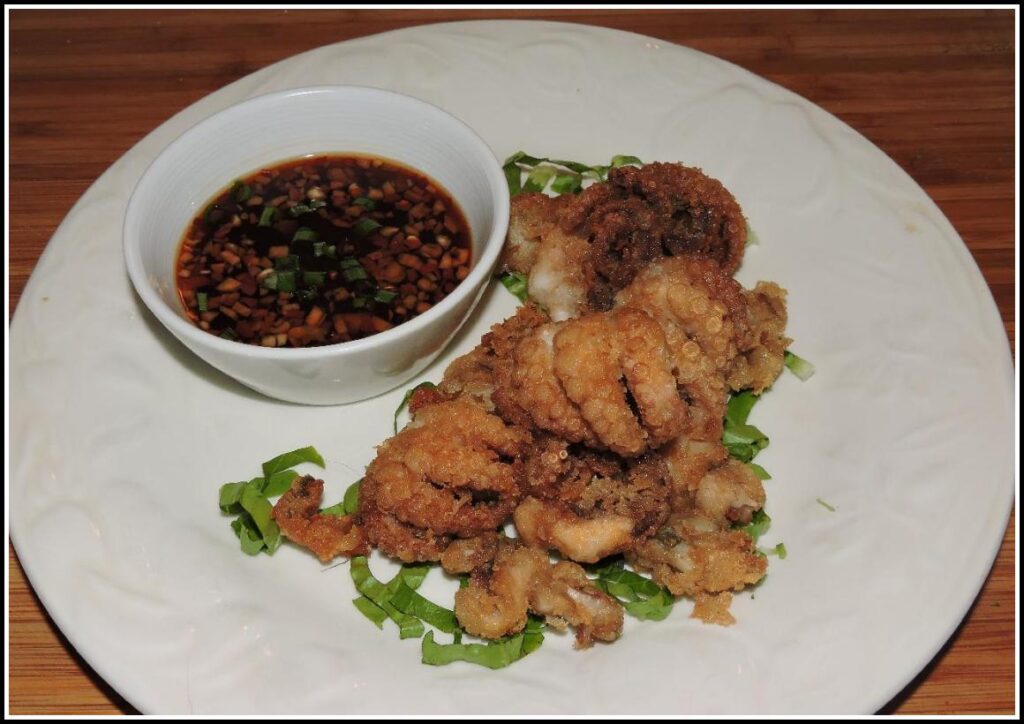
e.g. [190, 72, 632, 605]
[440, 532, 502, 574]
[615, 256, 753, 441]
[358, 399, 531, 562]
[727, 281, 791, 393]
[627, 515, 767, 607]
[514, 437, 671, 562]
[494, 307, 686, 456]
[438, 304, 549, 412]
[454, 539, 624, 648]
[626, 462, 768, 624]
[502, 163, 747, 319]
[272, 475, 368, 562]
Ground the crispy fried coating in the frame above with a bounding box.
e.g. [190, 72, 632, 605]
[440, 532, 502, 574]
[503, 163, 747, 318]
[727, 281, 791, 393]
[695, 458, 766, 526]
[615, 256, 752, 441]
[439, 305, 549, 412]
[272, 475, 368, 562]
[495, 307, 686, 456]
[514, 438, 670, 562]
[627, 515, 767, 601]
[454, 540, 623, 647]
[358, 399, 531, 562]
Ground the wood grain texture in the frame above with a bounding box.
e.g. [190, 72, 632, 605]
[8, 8, 1015, 716]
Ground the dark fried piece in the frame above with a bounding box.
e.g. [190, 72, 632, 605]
[513, 438, 670, 563]
[358, 399, 531, 562]
[454, 539, 623, 647]
[564, 163, 747, 309]
[272, 475, 368, 562]
[503, 163, 747, 318]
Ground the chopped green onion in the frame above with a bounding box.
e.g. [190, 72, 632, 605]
[353, 218, 382, 237]
[725, 390, 759, 427]
[816, 498, 837, 512]
[258, 206, 279, 226]
[354, 197, 376, 210]
[312, 241, 327, 257]
[274, 255, 300, 271]
[289, 204, 313, 217]
[292, 227, 319, 243]
[394, 381, 439, 433]
[610, 154, 643, 168]
[373, 289, 397, 304]
[309, 199, 327, 210]
[765, 542, 788, 559]
[343, 266, 369, 283]
[219, 328, 239, 341]
[231, 180, 252, 203]
[497, 271, 529, 303]
[196, 292, 208, 312]
[302, 271, 327, 287]
[262, 446, 326, 478]
[352, 295, 368, 309]
[784, 350, 816, 381]
[339, 256, 361, 269]
[500, 152, 644, 197]
[277, 271, 296, 293]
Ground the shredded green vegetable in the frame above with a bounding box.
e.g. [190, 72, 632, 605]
[722, 391, 769, 463]
[589, 559, 675, 621]
[497, 271, 529, 303]
[421, 618, 545, 669]
[501, 152, 643, 197]
[740, 509, 772, 544]
[816, 498, 837, 512]
[350, 557, 425, 639]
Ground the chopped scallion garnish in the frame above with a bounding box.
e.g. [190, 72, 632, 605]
[258, 206, 279, 226]
[274, 254, 300, 271]
[302, 271, 327, 287]
[196, 292, 208, 312]
[784, 350, 816, 380]
[292, 227, 319, 243]
[343, 266, 369, 282]
[231, 180, 252, 203]
[497, 271, 529, 303]
[373, 289, 397, 304]
[353, 218, 382, 237]
[354, 197, 376, 210]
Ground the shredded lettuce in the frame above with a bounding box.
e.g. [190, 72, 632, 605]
[261, 446, 325, 478]
[421, 617, 545, 669]
[589, 559, 675, 621]
[501, 152, 643, 197]
[394, 381, 438, 433]
[350, 556, 425, 640]
[723, 391, 769, 462]
[388, 581, 459, 633]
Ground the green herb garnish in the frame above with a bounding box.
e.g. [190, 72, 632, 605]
[231, 180, 252, 203]
[722, 391, 769, 462]
[292, 227, 319, 243]
[353, 218, 382, 237]
[274, 254, 300, 271]
[740, 509, 771, 544]
[302, 271, 327, 287]
[258, 206, 279, 226]
[421, 617, 545, 669]
[497, 271, 529, 303]
[501, 152, 643, 196]
[816, 498, 837, 512]
[589, 558, 675, 621]
[343, 266, 369, 283]
[354, 197, 376, 210]
[196, 292, 208, 312]
[262, 446, 326, 478]
[373, 289, 397, 304]
[350, 557, 425, 639]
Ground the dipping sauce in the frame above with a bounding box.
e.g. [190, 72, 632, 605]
[176, 155, 472, 347]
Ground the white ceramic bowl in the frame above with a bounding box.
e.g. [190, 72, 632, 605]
[124, 85, 509, 404]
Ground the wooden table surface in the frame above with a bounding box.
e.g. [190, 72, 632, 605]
[8, 8, 1016, 715]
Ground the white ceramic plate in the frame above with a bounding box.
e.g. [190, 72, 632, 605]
[9, 21, 1013, 715]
